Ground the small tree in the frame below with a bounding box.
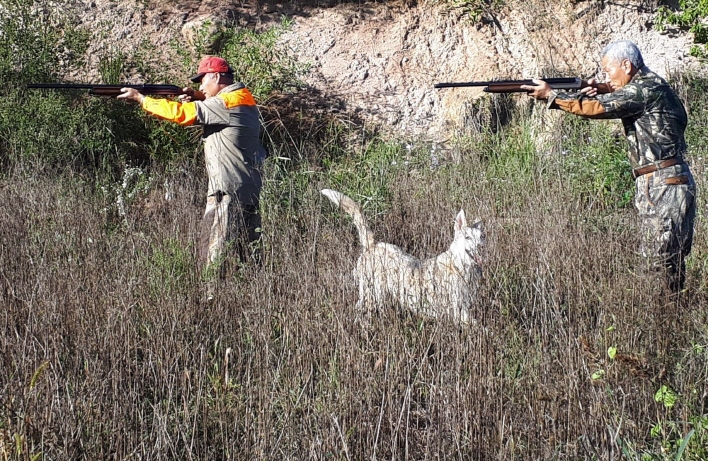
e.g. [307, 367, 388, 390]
[656, 0, 708, 60]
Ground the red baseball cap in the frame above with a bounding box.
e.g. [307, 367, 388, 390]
[190, 56, 233, 82]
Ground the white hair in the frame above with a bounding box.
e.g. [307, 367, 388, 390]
[601, 40, 645, 68]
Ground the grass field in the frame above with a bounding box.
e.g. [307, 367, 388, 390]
[1, 1, 707, 459]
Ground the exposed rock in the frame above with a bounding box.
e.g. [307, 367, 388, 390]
[181, 16, 224, 48]
[62, 0, 706, 139]
[278, 1, 704, 139]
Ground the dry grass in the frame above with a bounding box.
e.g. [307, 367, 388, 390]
[3, 0, 706, 457]
[1, 125, 707, 460]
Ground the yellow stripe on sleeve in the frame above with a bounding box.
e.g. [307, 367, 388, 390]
[141, 97, 198, 126]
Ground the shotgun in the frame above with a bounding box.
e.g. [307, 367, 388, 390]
[434, 77, 586, 93]
[27, 83, 187, 97]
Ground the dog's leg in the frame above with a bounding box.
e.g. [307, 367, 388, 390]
[457, 303, 470, 324]
[355, 283, 375, 328]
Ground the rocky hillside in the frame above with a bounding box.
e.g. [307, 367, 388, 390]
[70, 0, 705, 139]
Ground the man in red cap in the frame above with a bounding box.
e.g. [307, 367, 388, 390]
[119, 56, 266, 298]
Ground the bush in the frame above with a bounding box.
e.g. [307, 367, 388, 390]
[558, 116, 634, 210]
[0, 0, 145, 178]
[656, 0, 708, 59]
[0, 0, 88, 85]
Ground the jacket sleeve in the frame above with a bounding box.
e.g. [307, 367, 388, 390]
[141, 97, 199, 126]
[548, 83, 646, 120]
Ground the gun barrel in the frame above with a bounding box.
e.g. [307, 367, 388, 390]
[27, 83, 185, 96]
[27, 83, 95, 90]
[434, 77, 583, 91]
[434, 81, 492, 89]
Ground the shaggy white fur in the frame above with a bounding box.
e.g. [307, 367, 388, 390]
[321, 189, 484, 324]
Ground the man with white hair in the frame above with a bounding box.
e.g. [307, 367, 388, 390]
[523, 40, 696, 293]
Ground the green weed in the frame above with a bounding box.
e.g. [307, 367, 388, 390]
[559, 117, 634, 210]
[656, 0, 708, 59]
[0, 0, 88, 85]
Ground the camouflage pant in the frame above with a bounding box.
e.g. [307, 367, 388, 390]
[198, 191, 261, 271]
[635, 164, 696, 292]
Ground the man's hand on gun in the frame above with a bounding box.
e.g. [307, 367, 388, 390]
[116, 86, 206, 103]
[519, 79, 552, 99]
[177, 87, 206, 102]
[520, 77, 615, 100]
[580, 78, 613, 96]
[117, 87, 145, 103]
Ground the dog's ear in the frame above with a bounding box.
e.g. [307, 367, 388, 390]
[454, 209, 467, 233]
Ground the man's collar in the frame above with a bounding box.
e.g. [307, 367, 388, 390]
[217, 82, 246, 95]
[635, 65, 651, 77]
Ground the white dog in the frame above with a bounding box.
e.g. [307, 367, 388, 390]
[321, 189, 484, 324]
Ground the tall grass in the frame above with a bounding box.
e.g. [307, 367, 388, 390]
[1, 1, 708, 460]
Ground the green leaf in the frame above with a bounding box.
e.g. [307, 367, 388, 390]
[607, 346, 617, 359]
[591, 370, 605, 380]
[650, 422, 662, 438]
[675, 429, 695, 461]
[654, 385, 678, 408]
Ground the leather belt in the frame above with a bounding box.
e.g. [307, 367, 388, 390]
[632, 157, 683, 179]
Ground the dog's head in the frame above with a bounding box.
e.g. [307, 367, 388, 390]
[450, 210, 485, 267]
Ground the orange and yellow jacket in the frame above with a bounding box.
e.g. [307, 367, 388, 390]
[141, 83, 265, 205]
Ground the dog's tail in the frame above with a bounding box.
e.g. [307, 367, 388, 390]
[321, 189, 375, 249]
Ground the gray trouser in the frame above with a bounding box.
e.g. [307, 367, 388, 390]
[635, 164, 696, 292]
[198, 191, 261, 270]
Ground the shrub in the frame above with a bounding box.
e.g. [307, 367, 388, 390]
[656, 0, 708, 59]
[0, 0, 88, 85]
[558, 117, 634, 211]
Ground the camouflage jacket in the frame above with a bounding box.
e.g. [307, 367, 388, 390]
[548, 66, 688, 169]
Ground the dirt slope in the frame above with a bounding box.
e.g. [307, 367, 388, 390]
[277, 1, 701, 138]
[69, 0, 704, 139]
